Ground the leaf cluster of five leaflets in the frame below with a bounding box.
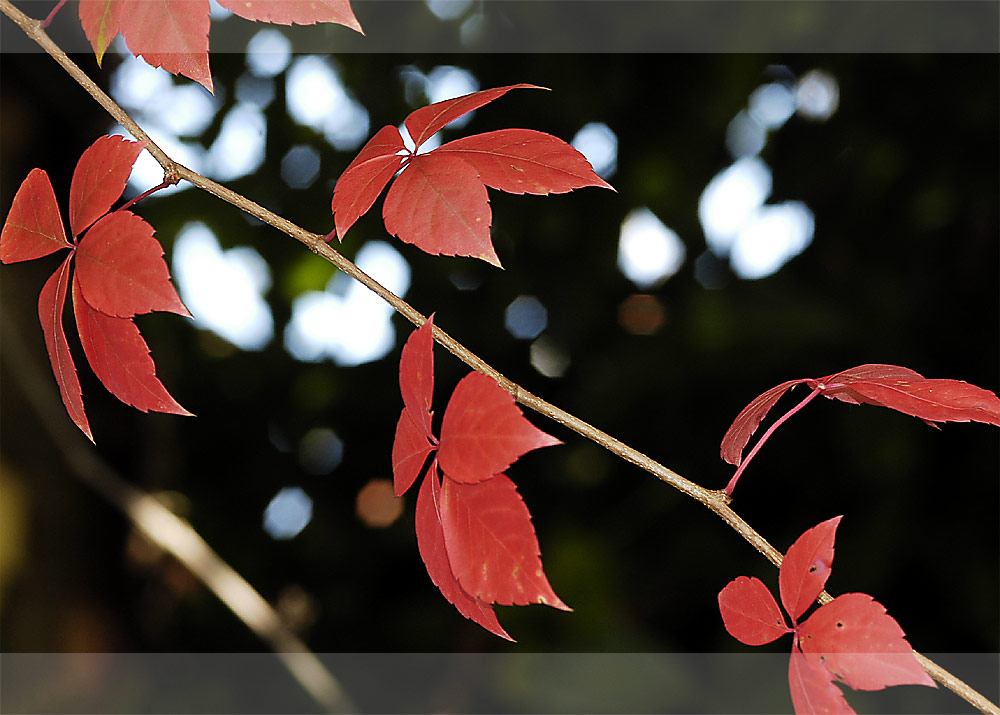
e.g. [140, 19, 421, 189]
[0, 135, 191, 442]
[392, 316, 568, 640]
[718, 516, 934, 714]
[332, 84, 613, 267]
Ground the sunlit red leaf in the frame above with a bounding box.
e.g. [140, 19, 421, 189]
[780, 516, 841, 623]
[72, 276, 192, 415]
[216, 0, 362, 32]
[437, 129, 614, 195]
[438, 473, 569, 610]
[788, 649, 853, 715]
[68, 135, 146, 237]
[117, 0, 214, 93]
[392, 409, 434, 497]
[817, 363, 1000, 427]
[74, 211, 189, 318]
[0, 169, 72, 264]
[38, 256, 92, 442]
[398, 314, 436, 440]
[720, 378, 805, 467]
[797, 593, 935, 692]
[79, 0, 121, 65]
[383, 152, 500, 266]
[718, 576, 790, 646]
[414, 465, 512, 641]
[332, 125, 406, 240]
[437, 372, 560, 484]
[404, 84, 545, 151]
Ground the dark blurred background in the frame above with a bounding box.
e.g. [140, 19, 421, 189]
[1, 0, 997, 712]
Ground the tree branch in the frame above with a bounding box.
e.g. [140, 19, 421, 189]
[1, 2, 996, 713]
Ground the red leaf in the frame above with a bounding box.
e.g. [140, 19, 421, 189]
[718, 575, 790, 646]
[38, 256, 92, 442]
[788, 649, 854, 715]
[117, 0, 214, 93]
[1, 169, 72, 264]
[383, 152, 500, 266]
[216, 0, 362, 32]
[72, 276, 192, 415]
[404, 84, 546, 151]
[398, 314, 436, 440]
[79, 0, 122, 65]
[797, 593, 935, 691]
[392, 409, 434, 497]
[414, 465, 512, 641]
[817, 363, 1000, 428]
[720, 378, 806, 466]
[780, 516, 841, 623]
[437, 372, 560, 484]
[74, 211, 190, 318]
[331, 125, 406, 240]
[438, 473, 569, 610]
[68, 135, 146, 237]
[437, 129, 614, 195]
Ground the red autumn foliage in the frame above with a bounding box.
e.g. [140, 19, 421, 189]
[719, 517, 935, 714]
[0, 135, 192, 442]
[392, 316, 566, 639]
[78, 0, 362, 93]
[720, 364, 1000, 494]
[332, 84, 613, 266]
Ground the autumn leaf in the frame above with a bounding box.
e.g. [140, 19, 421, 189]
[0, 135, 191, 440]
[0, 169, 72, 263]
[38, 255, 92, 442]
[414, 464, 512, 641]
[333, 84, 613, 266]
[72, 277, 192, 416]
[79, 0, 362, 92]
[720, 364, 1000, 494]
[392, 317, 564, 638]
[719, 517, 935, 715]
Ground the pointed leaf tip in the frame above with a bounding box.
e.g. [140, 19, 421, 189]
[1, 169, 72, 264]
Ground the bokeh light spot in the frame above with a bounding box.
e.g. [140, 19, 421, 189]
[356, 479, 404, 528]
[617, 208, 685, 288]
[263, 487, 313, 540]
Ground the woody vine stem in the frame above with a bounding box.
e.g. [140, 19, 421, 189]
[2, 3, 995, 713]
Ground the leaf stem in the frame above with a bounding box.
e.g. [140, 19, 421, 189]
[40, 0, 66, 27]
[724, 386, 822, 496]
[2, 3, 995, 712]
[118, 179, 177, 213]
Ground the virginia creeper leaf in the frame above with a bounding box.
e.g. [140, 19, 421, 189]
[817, 363, 1000, 427]
[788, 649, 853, 715]
[779, 516, 841, 623]
[383, 152, 500, 266]
[68, 135, 147, 237]
[72, 276, 192, 416]
[797, 593, 936, 691]
[414, 465, 513, 641]
[437, 371, 561, 484]
[216, 0, 362, 32]
[0, 169, 72, 264]
[718, 575, 790, 646]
[38, 256, 92, 442]
[720, 379, 805, 466]
[437, 129, 614, 195]
[332, 125, 406, 240]
[392, 409, 434, 497]
[438, 473, 570, 610]
[398, 314, 436, 441]
[117, 0, 214, 93]
[79, 0, 121, 65]
[404, 84, 545, 151]
[74, 211, 190, 318]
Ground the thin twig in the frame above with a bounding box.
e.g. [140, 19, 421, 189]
[1, 2, 996, 713]
[0, 304, 357, 714]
